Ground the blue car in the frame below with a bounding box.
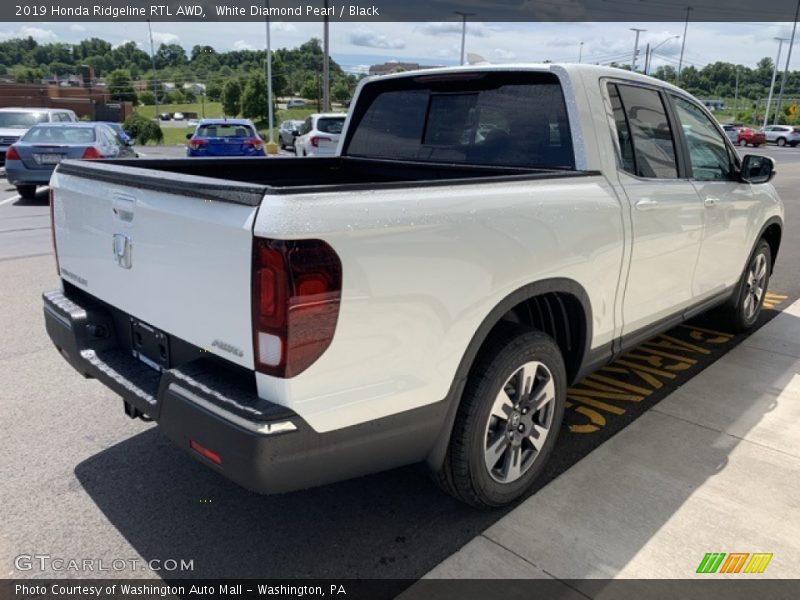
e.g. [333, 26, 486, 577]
[186, 118, 265, 157]
[5, 122, 136, 199]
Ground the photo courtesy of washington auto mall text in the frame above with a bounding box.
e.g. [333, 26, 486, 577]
[1, 1, 800, 600]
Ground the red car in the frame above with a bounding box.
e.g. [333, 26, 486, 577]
[723, 124, 765, 147]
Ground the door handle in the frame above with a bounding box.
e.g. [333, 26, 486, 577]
[635, 198, 658, 210]
[704, 196, 720, 208]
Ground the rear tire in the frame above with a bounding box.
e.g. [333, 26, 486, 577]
[720, 239, 772, 333]
[791, 142, 798, 148]
[777, 137, 787, 147]
[16, 185, 36, 199]
[738, 138, 748, 147]
[432, 326, 566, 508]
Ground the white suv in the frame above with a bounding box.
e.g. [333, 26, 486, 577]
[763, 124, 800, 147]
[294, 113, 347, 156]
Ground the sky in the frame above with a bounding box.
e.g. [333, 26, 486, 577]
[1, 21, 798, 75]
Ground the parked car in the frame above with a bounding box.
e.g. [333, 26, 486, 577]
[45, 64, 782, 507]
[722, 123, 765, 147]
[0, 107, 78, 163]
[6, 122, 135, 199]
[158, 113, 172, 121]
[186, 118, 265, 157]
[173, 112, 185, 121]
[286, 98, 306, 109]
[278, 120, 304, 150]
[294, 113, 347, 157]
[102, 122, 133, 146]
[763, 124, 800, 147]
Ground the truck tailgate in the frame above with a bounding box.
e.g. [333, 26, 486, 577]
[50, 161, 263, 370]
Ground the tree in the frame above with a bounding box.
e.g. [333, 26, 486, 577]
[155, 43, 188, 69]
[332, 81, 350, 103]
[241, 74, 267, 121]
[222, 79, 242, 116]
[139, 90, 156, 105]
[123, 113, 163, 144]
[206, 78, 224, 102]
[107, 69, 138, 104]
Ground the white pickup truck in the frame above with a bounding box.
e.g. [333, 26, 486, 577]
[44, 64, 783, 507]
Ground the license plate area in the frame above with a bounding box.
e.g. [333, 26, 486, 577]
[130, 319, 170, 372]
[34, 153, 64, 165]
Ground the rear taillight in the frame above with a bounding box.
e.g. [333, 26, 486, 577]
[244, 138, 264, 151]
[49, 188, 59, 275]
[188, 138, 207, 151]
[309, 136, 331, 148]
[5, 145, 20, 160]
[189, 440, 222, 465]
[793, 128, 800, 134]
[81, 147, 102, 159]
[252, 238, 342, 378]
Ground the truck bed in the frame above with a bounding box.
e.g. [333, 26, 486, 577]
[55, 156, 599, 206]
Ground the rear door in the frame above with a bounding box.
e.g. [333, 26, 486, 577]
[607, 82, 705, 336]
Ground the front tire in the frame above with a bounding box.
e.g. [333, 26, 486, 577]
[16, 185, 36, 199]
[721, 240, 772, 333]
[738, 138, 748, 147]
[434, 327, 566, 508]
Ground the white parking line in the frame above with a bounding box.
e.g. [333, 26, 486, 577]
[0, 194, 20, 207]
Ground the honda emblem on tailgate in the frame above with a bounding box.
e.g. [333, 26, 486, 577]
[112, 233, 132, 269]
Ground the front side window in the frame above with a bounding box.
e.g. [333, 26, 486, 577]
[345, 72, 575, 169]
[672, 95, 732, 181]
[612, 84, 678, 178]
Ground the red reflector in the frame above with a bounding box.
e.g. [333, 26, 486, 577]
[5, 145, 20, 161]
[81, 147, 102, 159]
[190, 440, 222, 465]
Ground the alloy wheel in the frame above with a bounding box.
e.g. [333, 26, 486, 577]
[743, 252, 768, 321]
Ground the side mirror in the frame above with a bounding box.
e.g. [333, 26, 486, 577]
[740, 154, 776, 184]
[186, 133, 193, 140]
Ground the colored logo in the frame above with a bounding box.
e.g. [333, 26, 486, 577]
[696, 552, 773, 574]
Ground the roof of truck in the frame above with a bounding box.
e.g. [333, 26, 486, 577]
[365, 62, 687, 95]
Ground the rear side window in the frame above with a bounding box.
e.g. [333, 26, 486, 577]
[609, 83, 678, 178]
[317, 117, 345, 134]
[345, 72, 575, 169]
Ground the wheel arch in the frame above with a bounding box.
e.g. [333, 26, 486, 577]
[760, 217, 782, 273]
[426, 278, 593, 470]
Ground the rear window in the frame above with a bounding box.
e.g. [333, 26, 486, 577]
[317, 117, 345, 134]
[196, 124, 255, 138]
[344, 71, 574, 169]
[0, 111, 49, 129]
[22, 126, 96, 143]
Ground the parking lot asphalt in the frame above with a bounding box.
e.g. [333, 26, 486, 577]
[0, 145, 799, 582]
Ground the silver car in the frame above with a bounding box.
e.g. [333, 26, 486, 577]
[763, 124, 800, 147]
[0, 107, 78, 162]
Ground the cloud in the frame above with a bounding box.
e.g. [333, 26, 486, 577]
[69, 24, 86, 33]
[419, 22, 491, 38]
[151, 31, 179, 45]
[272, 22, 297, 33]
[233, 40, 255, 51]
[19, 26, 57, 41]
[493, 48, 517, 60]
[348, 28, 405, 50]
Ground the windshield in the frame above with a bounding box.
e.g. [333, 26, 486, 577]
[22, 126, 96, 143]
[0, 112, 49, 129]
[317, 118, 345, 134]
[345, 72, 575, 169]
[196, 124, 254, 138]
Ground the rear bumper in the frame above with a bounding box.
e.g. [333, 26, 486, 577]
[5, 161, 53, 185]
[43, 287, 445, 494]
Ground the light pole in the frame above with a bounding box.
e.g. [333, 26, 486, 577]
[578, 41, 584, 63]
[455, 11, 476, 66]
[677, 6, 692, 82]
[646, 35, 680, 75]
[774, 0, 800, 125]
[146, 19, 159, 118]
[733, 67, 740, 117]
[630, 28, 646, 72]
[322, 0, 330, 112]
[264, 0, 276, 153]
[765, 37, 789, 129]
